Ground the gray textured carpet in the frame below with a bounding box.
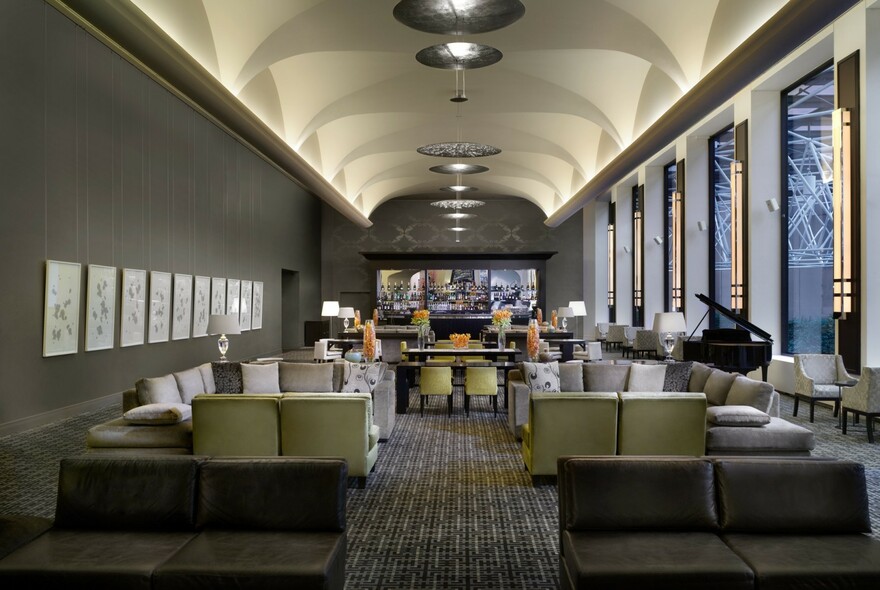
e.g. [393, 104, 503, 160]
[1, 354, 878, 588]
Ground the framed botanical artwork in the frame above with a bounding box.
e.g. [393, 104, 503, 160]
[226, 278, 240, 318]
[43, 260, 81, 357]
[252, 281, 263, 330]
[240, 280, 253, 331]
[85, 264, 116, 352]
[172, 273, 193, 341]
[120, 268, 147, 347]
[148, 271, 172, 344]
[192, 275, 210, 337]
[211, 277, 226, 315]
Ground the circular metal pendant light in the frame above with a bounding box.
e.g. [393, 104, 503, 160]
[442, 212, 475, 219]
[440, 185, 478, 192]
[418, 142, 501, 158]
[416, 42, 502, 70]
[431, 199, 484, 209]
[393, 0, 525, 35]
[430, 163, 489, 175]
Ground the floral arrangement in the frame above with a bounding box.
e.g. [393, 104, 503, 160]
[372, 308, 379, 325]
[527, 320, 540, 360]
[354, 309, 361, 330]
[551, 309, 557, 329]
[363, 320, 375, 361]
[411, 309, 430, 326]
[491, 309, 512, 328]
[536, 307, 543, 324]
[449, 333, 471, 348]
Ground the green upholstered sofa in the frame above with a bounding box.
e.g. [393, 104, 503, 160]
[0, 455, 349, 588]
[508, 360, 815, 458]
[86, 359, 395, 455]
[557, 456, 880, 589]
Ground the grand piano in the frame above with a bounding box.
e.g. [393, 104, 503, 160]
[682, 293, 773, 382]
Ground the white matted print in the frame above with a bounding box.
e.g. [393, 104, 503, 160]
[239, 280, 252, 331]
[172, 273, 192, 341]
[43, 260, 81, 357]
[85, 264, 116, 351]
[148, 271, 172, 344]
[252, 281, 263, 330]
[193, 276, 210, 337]
[120, 268, 147, 347]
[211, 277, 226, 315]
[226, 278, 240, 318]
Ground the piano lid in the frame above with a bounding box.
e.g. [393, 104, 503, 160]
[694, 293, 773, 343]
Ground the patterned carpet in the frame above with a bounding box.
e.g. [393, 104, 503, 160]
[1, 352, 878, 588]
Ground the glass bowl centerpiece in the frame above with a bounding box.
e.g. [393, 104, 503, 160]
[450, 333, 471, 349]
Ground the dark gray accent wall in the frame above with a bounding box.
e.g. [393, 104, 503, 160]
[322, 197, 583, 313]
[0, 0, 321, 428]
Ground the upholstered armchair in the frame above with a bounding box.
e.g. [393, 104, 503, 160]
[606, 325, 628, 351]
[313, 338, 342, 362]
[793, 354, 854, 422]
[572, 341, 603, 362]
[841, 367, 880, 443]
[632, 330, 661, 359]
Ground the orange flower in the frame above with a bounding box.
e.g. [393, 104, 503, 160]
[527, 321, 540, 360]
[363, 321, 375, 361]
[449, 333, 471, 348]
[411, 309, 430, 326]
[492, 309, 512, 327]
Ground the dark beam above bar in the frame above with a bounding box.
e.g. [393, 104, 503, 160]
[360, 252, 557, 261]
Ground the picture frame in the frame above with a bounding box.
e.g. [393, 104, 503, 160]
[85, 264, 116, 352]
[226, 278, 240, 318]
[211, 277, 226, 315]
[148, 271, 171, 344]
[192, 275, 210, 337]
[172, 273, 192, 341]
[120, 268, 147, 347]
[252, 281, 263, 330]
[43, 260, 81, 357]
[240, 280, 253, 331]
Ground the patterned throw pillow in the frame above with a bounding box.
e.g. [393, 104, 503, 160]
[521, 361, 561, 393]
[663, 361, 693, 392]
[341, 361, 384, 393]
[212, 362, 243, 394]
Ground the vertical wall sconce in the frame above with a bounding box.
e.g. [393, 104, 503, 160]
[697, 220, 707, 232]
[633, 209, 643, 309]
[765, 198, 780, 212]
[730, 161, 744, 313]
[607, 221, 615, 308]
[672, 191, 683, 310]
[832, 107, 853, 317]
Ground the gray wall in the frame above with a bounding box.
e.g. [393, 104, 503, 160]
[322, 197, 584, 312]
[0, 0, 321, 429]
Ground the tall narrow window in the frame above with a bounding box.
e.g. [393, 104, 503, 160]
[663, 162, 677, 311]
[782, 62, 834, 354]
[709, 126, 735, 328]
[608, 202, 616, 322]
[632, 185, 644, 327]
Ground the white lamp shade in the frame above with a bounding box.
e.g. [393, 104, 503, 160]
[568, 301, 587, 316]
[557, 306, 574, 318]
[338, 307, 355, 319]
[207, 314, 241, 335]
[652, 312, 687, 334]
[321, 301, 340, 317]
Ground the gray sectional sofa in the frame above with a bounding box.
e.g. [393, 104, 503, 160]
[508, 360, 815, 456]
[557, 456, 880, 589]
[87, 359, 396, 454]
[0, 455, 348, 589]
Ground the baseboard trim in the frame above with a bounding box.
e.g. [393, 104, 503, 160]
[0, 392, 121, 438]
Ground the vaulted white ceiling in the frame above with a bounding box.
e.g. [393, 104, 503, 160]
[126, 0, 789, 221]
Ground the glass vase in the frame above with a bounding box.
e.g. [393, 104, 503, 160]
[497, 326, 507, 349]
[417, 323, 429, 350]
[527, 319, 540, 361]
[363, 320, 375, 362]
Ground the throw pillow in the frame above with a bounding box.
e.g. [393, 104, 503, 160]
[725, 375, 774, 413]
[663, 361, 693, 392]
[212, 362, 243, 394]
[173, 367, 206, 404]
[583, 364, 630, 392]
[135, 374, 182, 406]
[558, 363, 585, 392]
[241, 362, 281, 394]
[198, 362, 216, 394]
[279, 362, 335, 392]
[688, 362, 714, 393]
[521, 361, 561, 393]
[123, 402, 192, 425]
[703, 369, 738, 406]
[626, 363, 667, 392]
[706, 405, 771, 427]
[342, 361, 384, 393]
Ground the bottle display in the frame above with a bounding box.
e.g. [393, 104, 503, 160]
[377, 270, 426, 317]
[426, 269, 489, 313]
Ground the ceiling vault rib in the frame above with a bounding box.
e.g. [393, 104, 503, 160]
[544, 0, 859, 228]
[53, 0, 372, 228]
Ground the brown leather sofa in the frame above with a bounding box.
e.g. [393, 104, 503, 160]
[557, 456, 880, 589]
[0, 455, 348, 589]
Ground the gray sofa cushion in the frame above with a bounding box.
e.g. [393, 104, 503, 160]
[124, 403, 192, 425]
[703, 370, 738, 406]
[626, 364, 667, 392]
[198, 362, 216, 394]
[559, 363, 584, 392]
[279, 362, 334, 393]
[663, 361, 693, 392]
[136, 374, 182, 405]
[706, 405, 770, 427]
[174, 368, 206, 404]
[87, 417, 193, 449]
[241, 362, 281, 394]
[725, 375, 774, 413]
[584, 364, 630, 392]
[706, 417, 815, 454]
[688, 362, 714, 393]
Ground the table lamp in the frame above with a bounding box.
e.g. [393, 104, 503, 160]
[207, 314, 241, 362]
[557, 306, 574, 331]
[652, 311, 687, 361]
[569, 300, 587, 339]
[338, 307, 355, 331]
[322, 300, 339, 337]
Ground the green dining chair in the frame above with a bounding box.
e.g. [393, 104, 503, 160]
[419, 366, 454, 415]
[465, 366, 498, 416]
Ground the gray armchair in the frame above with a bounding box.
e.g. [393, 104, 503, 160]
[793, 354, 854, 422]
[606, 324, 628, 351]
[632, 330, 661, 359]
[841, 367, 880, 443]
